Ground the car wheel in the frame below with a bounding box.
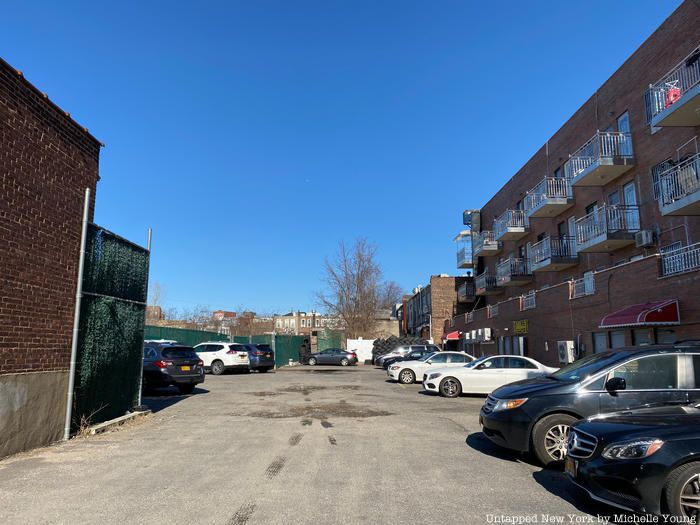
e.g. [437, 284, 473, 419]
[178, 384, 195, 395]
[439, 377, 461, 398]
[398, 369, 415, 384]
[665, 462, 700, 520]
[258, 368, 269, 373]
[532, 413, 577, 467]
[340, 358, 349, 366]
[211, 360, 225, 375]
[308, 357, 317, 366]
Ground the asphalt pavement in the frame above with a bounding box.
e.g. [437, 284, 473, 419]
[0, 366, 616, 524]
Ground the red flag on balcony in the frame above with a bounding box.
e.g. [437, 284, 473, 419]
[599, 299, 680, 328]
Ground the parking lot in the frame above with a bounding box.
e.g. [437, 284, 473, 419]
[0, 366, 613, 524]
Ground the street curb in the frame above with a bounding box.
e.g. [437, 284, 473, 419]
[87, 410, 151, 435]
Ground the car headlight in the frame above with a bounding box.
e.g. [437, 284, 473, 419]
[493, 398, 528, 411]
[389, 365, 399, 371]
[602, 439, 664, 460]
[428, 373, 441, 380]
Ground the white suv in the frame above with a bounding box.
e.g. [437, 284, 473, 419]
[194, 342, 250, 375]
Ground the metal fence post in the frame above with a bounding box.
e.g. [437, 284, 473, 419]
[63, 187, 90, 440]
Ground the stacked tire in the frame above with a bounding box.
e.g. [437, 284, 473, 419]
[371, 336, 427, 365]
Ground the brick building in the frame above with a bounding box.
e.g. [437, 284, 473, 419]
[1, 58, 101, 456]
[406, 275, 474, 343]
[449, 0, 700, 367]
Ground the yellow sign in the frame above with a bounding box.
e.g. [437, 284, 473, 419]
[513, 320, 528, 335]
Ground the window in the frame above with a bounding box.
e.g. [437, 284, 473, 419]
[585, 375, 607, 391]
[585, 202, 597, 215]
[428, 345, 440, 353]
[429, 353, 448, 364]
[210, 345, 225, 352]
[617, 111, 630, 134]
[479, 357, 507, 369]
[448, 354, 468, 363]
[144, 347, 157, 359]
[607, 191, 620, 206]
[632, 329, 652, 346]
[655, 329, 677, 344]
[651, 159, 674, 201]
[692, 356, 700, 388]
[557, 222, 567, 238]
[315, 319, 320, 327]
[610, 355, 678, 390]
[301, 319, 306, 328]
[554, 167, 564, 179]
[507, 357, 537, 369]
[290, 320, 296, 328]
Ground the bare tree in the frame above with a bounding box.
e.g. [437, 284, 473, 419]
[379, 280, 404, 310]
[149, 281, 165, 308]
[316, 239, 389, 339]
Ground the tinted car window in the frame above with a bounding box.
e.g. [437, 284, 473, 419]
[480, 357, 506, 369]
[428, 346, 440, 352]
[410, 346, 424, 351]
[507, 357, 537, 369]
[162, 348, 198, 359]
[429, 353, 448, 364]
[610, 355, 678, 390]
[210, 345, 225, 352]
[448, 354, 467, 363]
[144, 347, 157, 359]
[550, 351, 620, 382]
[694, 355, 700, 388]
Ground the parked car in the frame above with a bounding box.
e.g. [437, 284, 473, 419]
[479, 343, 700, 466]
[388, 351, 473, 384]
[193, 342, 250, 375]
[424, 355, 556, 398]
[142, 343, 204, 395]
[307, 348, 358, 366]
[376, 344, 440, 367]
[382, 347, 436, 369]
[567, 404, 700, 519]
[246, 343, 275, 373]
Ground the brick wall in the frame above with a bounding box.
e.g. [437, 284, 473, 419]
[0, 58, 101, 375]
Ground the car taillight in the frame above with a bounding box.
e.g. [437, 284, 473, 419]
[351, 353, 357, 358]
[252, 351, 265, 356]
[197, 360, 203, 367]
[153, 360, 173, 369]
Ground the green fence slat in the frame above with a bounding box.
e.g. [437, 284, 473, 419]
[144, 326, 229, 347]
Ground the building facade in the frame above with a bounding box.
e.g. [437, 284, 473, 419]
[450, 0, 700, 367]
[407, 275, 474, 343]
[0, 58, 102, 456]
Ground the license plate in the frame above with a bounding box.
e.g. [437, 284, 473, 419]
[240, 355, 246, 359]
[181, 365, 191, 371]
[565, 457, 577, 478]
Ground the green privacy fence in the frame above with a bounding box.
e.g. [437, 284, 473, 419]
[229, 334, 303, 367]
[145, 325, 228, 346]
[317, 330, 343, 352]
[73, 224, 149, 429]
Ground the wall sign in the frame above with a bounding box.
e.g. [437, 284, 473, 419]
[513, 320, 528, 335]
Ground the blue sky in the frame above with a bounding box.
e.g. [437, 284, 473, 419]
[3, 0, 683, 314]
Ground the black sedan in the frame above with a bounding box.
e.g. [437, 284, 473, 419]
[142, 343, 205, 394]
[382, 347, 435, 369]
[307, 348, 358, 366]
[566, 404, 700, 519]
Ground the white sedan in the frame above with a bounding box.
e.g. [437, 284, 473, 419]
[423, 355, 558, 397]
[387, 351, 474, 384]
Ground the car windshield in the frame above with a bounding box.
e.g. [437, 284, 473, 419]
[162, 347, 197, 359]
[418, 352, 436, 362]
[464, 356, 488, 368]
[549, 351, 622, 382]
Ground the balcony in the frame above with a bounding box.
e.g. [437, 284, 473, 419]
[657, 152, 700, 216]
[475, 273, 503, 296]
[496, 257, 533, 287]
[493, 210, 529, 241]
[473, 231, 502, 257]
[660, 243, 700, 277]
[454, 230, 473, 269]
[575, 205, 640, 252]
[457, 281, 476, 303]
[564, 132, 634, 187]
[520, 292, 536, 311]
[569, 273, 595, 299]
[487, 304, 499, 319]
[524, 177, 574, 219]
[647, 46, 700, 128]
[529, 236, 578, 272]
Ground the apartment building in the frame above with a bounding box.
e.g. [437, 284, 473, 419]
[406, 275, 474, 344]
[451, 0, 700, 367]
[274, 311, 331, 335]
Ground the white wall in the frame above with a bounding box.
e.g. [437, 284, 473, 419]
[346, 338, 375, 364]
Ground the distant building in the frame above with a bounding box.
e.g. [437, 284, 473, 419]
[274, 311, 333, 335]
[146, 306, 164, 321]
[212, 310, 236, 322]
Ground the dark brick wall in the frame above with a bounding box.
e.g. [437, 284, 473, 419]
[0, 58, 101, 375]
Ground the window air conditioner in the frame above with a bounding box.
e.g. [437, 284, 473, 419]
[557, 341, 575, 364]
[635, 230, 655, 248]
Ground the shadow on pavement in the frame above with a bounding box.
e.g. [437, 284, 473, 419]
[532, 469, 615, 519]
[465, 431, 531, 464]
[142, 387, 209, 413]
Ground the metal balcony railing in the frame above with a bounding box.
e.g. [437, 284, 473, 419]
[473, 231, 497, 254]
[530, 236, 577, 265]
[457, 281, 476, 302]
[564, 132, 634, 180]
[496, 257, 530, 281]
[494, 210, 528, 238]
[456, 246, 473, 267]
[520, 292, 536, 311]
[660, 243, 700, 277]
[658, 152, 700, 206]
[647, 46, 700, 121]
[487, 304, 498, 319]
[475, 272, 498, 290]
[524, 177, 573, 212]
[466, 311, 474, 323]
[576, 205, 640, 246]
[570, 273, 595, 299]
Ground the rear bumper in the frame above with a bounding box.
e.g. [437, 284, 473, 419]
[149, 371, 205, 387]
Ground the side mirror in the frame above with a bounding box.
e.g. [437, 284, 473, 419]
[606, 377, 626, 392]
[426, 360, 432, 365]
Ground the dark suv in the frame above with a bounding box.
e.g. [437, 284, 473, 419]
[246, 344, 275, 373]
[142, 344, 205, 395]
[479, 343, 700, 466]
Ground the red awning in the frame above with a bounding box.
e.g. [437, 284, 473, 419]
[599, 299, 680, 329]
[442, 330, 461, 341]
